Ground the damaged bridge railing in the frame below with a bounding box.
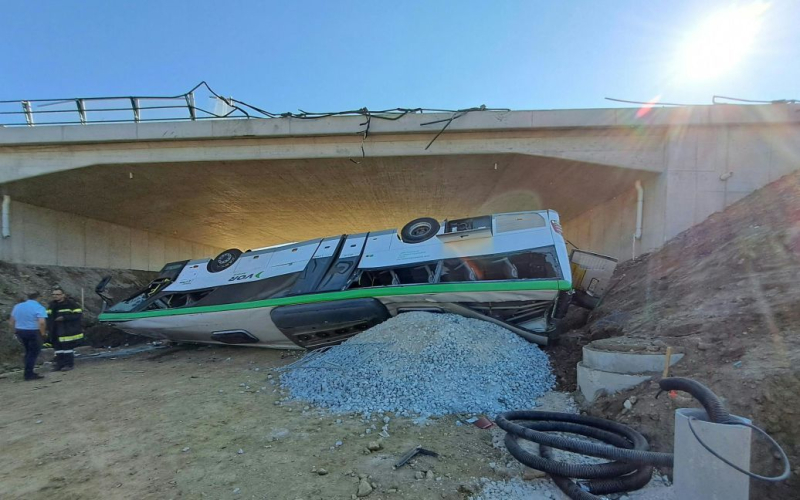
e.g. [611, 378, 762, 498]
[0, 81, 251, 127]
[0, 81, 508, 151]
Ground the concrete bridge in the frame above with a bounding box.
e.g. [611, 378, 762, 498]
[1, 104, 798, 271]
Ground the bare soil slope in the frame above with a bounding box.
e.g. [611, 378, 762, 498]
[552, 171, 800, 499]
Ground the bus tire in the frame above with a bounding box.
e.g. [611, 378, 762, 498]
[400, 217, 440, 244]
[207, 248, 243, 273]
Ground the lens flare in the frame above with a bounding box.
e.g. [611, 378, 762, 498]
[636, 95, 662, 118]
[674, 2, 770, 81]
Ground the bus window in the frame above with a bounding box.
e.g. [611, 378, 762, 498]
[349, 262, 439, 288]
[440, 249, 560, 282]
[144, 289, 214, 311]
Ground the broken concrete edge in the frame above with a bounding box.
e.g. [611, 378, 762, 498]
[576, 361, 652, 403]
[582, 345, 685, 374]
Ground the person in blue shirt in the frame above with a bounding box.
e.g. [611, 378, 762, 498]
[9, 291, 48, 381]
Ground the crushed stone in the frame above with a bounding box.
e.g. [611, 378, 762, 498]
[279, 312, 555, 416]
[470, 477, 567, 500]
[471, 471, 673, 500]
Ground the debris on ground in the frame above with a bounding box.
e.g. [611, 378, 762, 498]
[473, 416, 494, 429]
[279, 312, 555, 416]
[394, 445, 439, 468]
[356, 477, 374, 497]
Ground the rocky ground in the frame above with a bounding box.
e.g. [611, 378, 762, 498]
[0, 344, 593, 500]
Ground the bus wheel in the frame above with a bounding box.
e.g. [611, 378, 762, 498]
[207, 248, 243, 273]
[400, 217, 440, 244]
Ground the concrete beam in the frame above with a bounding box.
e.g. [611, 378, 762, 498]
[0, 128, 668, 184]
[1, 105, 798, 147]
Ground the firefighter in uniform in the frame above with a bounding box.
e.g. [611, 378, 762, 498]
[47, 287, 84, 371]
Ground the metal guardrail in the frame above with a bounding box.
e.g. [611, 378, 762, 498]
[0, 81, 506, 131]
[0, 82, 250, 127]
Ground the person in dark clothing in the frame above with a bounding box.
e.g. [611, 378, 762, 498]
[9, 291, 48, 380]
[47, 287, 84, 372]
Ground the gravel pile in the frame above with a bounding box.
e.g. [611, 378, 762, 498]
[471, 478, 566, 500]
[279, 312, 555, 416]
[471, 473, 674, 500]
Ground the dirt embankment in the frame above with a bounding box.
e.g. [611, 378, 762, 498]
[0, 262, 156, 368]
[550, 171, 800, 499]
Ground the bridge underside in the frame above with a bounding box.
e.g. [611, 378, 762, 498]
[6, 154, 653, 249]
[2, 154, 654, 251]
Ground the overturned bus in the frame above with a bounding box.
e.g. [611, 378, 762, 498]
[97, 210, 616, 349]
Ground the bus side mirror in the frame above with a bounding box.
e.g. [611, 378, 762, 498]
[95, 276, 114, 307]
[96, 276, 112, 294]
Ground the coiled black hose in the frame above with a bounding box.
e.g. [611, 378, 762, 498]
[496, 411, 666, 499]
[497, 377, 789, 500]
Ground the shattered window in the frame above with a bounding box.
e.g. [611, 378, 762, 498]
[144, 290, 214, 311]
[439, 248, 560, 282]
[350, 249, 560, 288]
[106, 292, 147, 313]
[350, 262, 439, 288]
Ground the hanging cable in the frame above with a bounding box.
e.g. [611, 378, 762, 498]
[0, 82, 510, 128]
[712, 95, 798, 105]
[604, 97, 697, 107]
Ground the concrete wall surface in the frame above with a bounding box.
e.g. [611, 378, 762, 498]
[0, 200, 222, 271]
[564, 122, 800, 260]
[563, 175, 664, 260]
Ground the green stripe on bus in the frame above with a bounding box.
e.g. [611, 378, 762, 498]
[98, 280, 571, 322]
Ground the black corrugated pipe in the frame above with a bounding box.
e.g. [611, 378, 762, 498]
[496, 411, 667, 499]
[497, 378, 790, 499]
[657, 377, 733, 424]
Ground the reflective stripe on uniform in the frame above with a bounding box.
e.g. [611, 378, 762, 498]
[54, 350, 74, 354]
[58, 333, 84, 342]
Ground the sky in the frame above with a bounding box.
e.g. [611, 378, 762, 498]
[1, 0, 798, 117]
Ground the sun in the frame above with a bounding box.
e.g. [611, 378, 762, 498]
[674, 2, 770, 81]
